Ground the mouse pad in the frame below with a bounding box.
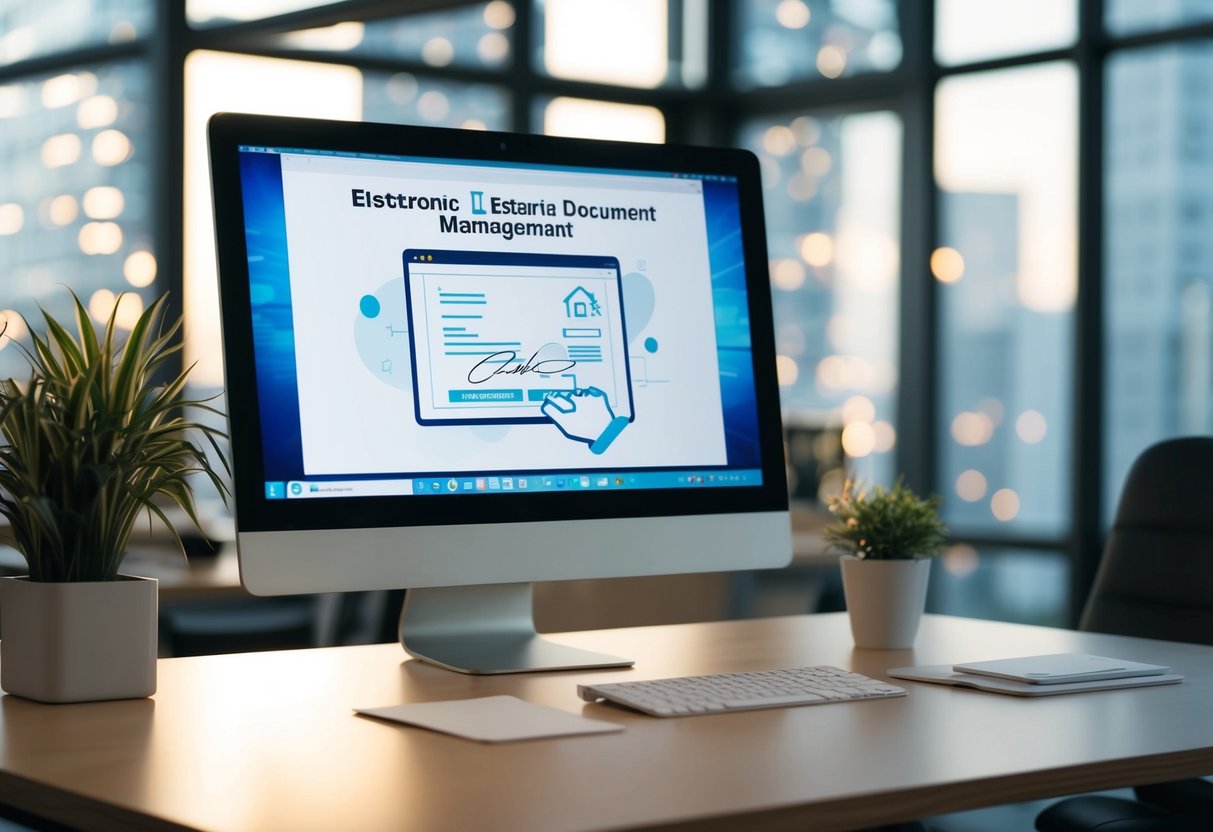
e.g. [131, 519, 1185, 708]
[355, 695, 625, 743]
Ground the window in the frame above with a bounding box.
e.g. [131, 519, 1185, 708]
[3, 1, 1211, 626]
[733, 0, 901, 87]
[0, 0, 151, 65]
[1104, 41, 1213, 519]
[0, 60, 151, 380]
[935, 0, 1076, 65]
[740, 110, 902, 487]
[936, 63, 1076, 539]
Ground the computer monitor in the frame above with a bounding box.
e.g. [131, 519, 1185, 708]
[208, 113, 791, 674]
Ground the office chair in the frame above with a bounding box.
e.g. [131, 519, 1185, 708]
[161, 596, 317, 656]
[1035, 436, 1213, 832]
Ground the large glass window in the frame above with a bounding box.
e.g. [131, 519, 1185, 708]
[936, 63, 1077, 539]
[1105, 2, 1213, 37]
[931, 545, 1069, 626]
[537, 0, 680, 88]
[540, 97, 665, 142]
[0, 61, 151, 379]
[935, 0, 1076, 66]
[0, 0, 150, 66]
[4, 1, 1211, 625]
[733, 0, 901, 88]
[741, 110, 902, 487]
[1103, 41, 1213, 520]
[269, 3, 514, 71]
[187, 0, 340, 28]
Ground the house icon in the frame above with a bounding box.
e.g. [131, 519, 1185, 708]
[563, 286, 601, 318]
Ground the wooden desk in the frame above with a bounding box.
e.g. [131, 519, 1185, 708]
[1, 614, 1211, 832]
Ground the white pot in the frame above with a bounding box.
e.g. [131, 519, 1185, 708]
[839, 556, 932, 650]
[0, 574, 157, 703]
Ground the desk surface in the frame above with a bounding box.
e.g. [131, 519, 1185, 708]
[1, 613, 1211, 832]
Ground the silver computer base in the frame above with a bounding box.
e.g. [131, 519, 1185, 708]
[398, 583, 634, 675]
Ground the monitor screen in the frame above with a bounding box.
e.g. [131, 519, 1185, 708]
[209, 114, 790, 673]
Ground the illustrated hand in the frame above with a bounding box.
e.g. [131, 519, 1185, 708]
[541, 387, 630, 454]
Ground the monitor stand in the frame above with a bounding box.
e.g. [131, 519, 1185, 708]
[398, 583, 635, 675]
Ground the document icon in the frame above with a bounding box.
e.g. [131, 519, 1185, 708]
[404, 250, 633, 427]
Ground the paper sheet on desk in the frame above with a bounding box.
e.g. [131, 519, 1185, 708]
[355, 695, 625, 743]
[887, 666, 1184, 696]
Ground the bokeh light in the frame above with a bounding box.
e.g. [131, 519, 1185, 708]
[951, 411, 994, 446]
[83, 186, 125, 219]
[817, 45, 847, 78]
[41, 133, 82, 168]
[763, 124, 796, 156]
[776, 354, 799, 386]
[124, 251, 157, 288]
[47, 195, 78, 225]
[841, 395, 876, 424]
[798, 231, 834, 267]
[930, 246, 965, 283]
[422, 37, 455, 67]
[942, 543, 980, 577]
[770, 258, 806, 290]
[1016, 409, 1048, 444]
[776, 0, 811, 30]
[484, 1, 515, 29]
[841, 422, 876, 457]
[77, 95, 118, 129]
[0, 309, 29, 350]
[872, 420, 896, 452]
[955, 469, 988, 501]
[0, 203, 23, 235]
[42, 72, 95, 108]
[991, 488, 1020, 521]
[78, 221, 123, 255]
[93, 129, 133, 165]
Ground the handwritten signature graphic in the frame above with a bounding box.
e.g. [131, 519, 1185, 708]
[467, 350, 577, 384]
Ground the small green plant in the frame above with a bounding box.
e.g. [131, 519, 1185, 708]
[0, 292, 228, 582]
[824, 477, 947, 560]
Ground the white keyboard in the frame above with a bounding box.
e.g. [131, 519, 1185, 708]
[578, 665, 906, 717]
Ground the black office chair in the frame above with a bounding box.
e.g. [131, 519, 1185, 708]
[1037, 796, 1211, 832]
[161, 596, 318, 656]
[1035, 436, 1213, 832]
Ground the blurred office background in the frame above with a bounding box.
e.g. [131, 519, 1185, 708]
[1, 0, 1212, 638]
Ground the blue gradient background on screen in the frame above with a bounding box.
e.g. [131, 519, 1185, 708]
[238, 151, 302, 478]
[239, 152, 761, 478]
[703, 179, 760, 468]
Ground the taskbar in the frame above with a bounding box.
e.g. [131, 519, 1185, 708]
[264, 469, 762, 500]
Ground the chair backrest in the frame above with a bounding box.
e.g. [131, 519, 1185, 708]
[1080, 437, 1213, 644]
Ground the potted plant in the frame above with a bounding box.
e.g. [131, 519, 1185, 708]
[824, 478, 947, 649]
[0, 292, 227, 703]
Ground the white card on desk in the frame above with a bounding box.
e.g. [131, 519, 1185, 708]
[952, 653, 1169, 685]
[887, 665, 1184, 696]
[355, 695, 625, 743]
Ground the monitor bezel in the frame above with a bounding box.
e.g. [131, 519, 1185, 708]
[208, 112, 787, 536]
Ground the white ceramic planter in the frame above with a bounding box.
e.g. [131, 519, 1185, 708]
[0, 574, 157, 703]
[839, 556, 931, 650]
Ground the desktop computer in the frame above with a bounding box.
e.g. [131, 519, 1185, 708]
[208, 114, 792, 674]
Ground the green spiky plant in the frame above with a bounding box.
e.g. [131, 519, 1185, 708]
[0, 292, 229, 582]
[824, 478, 947, 560]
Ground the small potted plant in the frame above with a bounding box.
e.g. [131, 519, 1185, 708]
[0, 292, 228, 703]
[824, 478, 947, 649]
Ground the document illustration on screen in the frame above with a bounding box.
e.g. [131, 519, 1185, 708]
[403, 250, 633, 428]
